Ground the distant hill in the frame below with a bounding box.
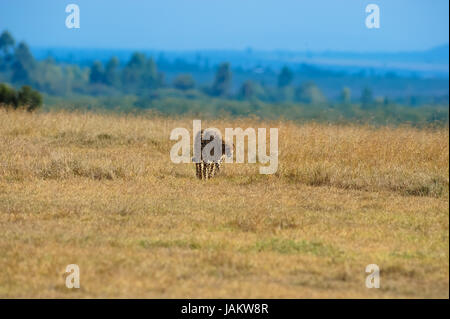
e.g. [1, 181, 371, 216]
[31, 44, 449, 78]
[27, 44, 449, 102]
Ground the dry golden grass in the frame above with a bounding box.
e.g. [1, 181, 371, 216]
[0, 109, 448, 298]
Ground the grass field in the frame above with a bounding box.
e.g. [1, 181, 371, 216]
[0, 109, 448, 298]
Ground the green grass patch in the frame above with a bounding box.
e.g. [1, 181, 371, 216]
[249, 238, 341, 257]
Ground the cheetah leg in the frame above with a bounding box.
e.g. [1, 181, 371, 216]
[202, 162, 208, 180]
[208, 162, 215, 179]
[214, 162, 220, 174]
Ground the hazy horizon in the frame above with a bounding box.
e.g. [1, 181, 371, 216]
[26, 43, 450, 55]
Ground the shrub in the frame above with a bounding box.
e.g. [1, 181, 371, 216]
[0, 83, 42, 111]
[0, 83, 17, 107]
[173, 74, 195, 91]
[17, 85, 42, 111]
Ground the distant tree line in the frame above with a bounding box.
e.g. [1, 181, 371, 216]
[0, 29, 383, 107]
[0, 29, 448, 125]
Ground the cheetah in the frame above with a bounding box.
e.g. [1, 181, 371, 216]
[194, 129, 233, 180]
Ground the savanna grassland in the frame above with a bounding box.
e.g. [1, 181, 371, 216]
[0, 109, 448, 298]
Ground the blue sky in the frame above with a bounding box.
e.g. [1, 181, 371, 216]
[0, 0, 448, 52]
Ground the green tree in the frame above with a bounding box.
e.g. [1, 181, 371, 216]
[277, 66, 293, 88]
[0, 83, 17, 107]
[239, 80, 256, 99]
[340, 87, 351, 104]
[173, 73, 195, 90]
[66, 64, 89, 92]
[157, 72, 165, 88]
[122, 53, 159, 91]
[127, 52, 146, 68]
[122, 53, 143, 89]
[0, 30, 15, 55]
[12, 42, 35, 83]
[211, 62, 232, 97]
[296, 81, 327, 104]
[33, 57, 68, 95]
[16, 85, 43, 111]
[104, 56, 120, 86]
[89, 60, 105, 84]
[360, 86, 374, 109]
[141, 57, 158, 88]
